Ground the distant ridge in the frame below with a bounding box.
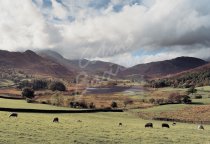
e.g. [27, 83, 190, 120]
[38, 50, 126, 76]
[0, 50, 74, 79]
[119, 56, 208, 78]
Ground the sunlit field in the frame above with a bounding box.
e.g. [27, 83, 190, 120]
[1, 111, 210, 144]
[0, 98, 72, 110]
[0, 98, 210, 144]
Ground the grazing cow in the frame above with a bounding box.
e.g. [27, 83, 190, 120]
[145, 123, 153, 128]
[198, 125, 204, 130]
[53, 117, 59, 123]
[77, 120, 82, 122]
[172, 122, 176, 126]
[162, 123, 170, 128]
[119, 123, 122, 126]
[9, 113, 18, 118]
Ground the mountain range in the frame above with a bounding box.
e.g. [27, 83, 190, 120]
[38, 50, 125, 77]
[0, 49, 209, 80]
[119, 56, 208, 78]
[0, 50, 73, 79]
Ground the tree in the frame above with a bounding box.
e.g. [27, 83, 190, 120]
[181, 95, 192, 104]
[32, 80, 48, 90]
[89, 102, 96, 109]
[22, 88, 35, 99]
[111, 101, 118, 108]
[51, 93, 64, 106]
[149, 98, 155, 104]
[168, 93, 182, 104]
[17, 80, 31, 89]
[187, 87, 197, 95]
[49, 81, 66, 91]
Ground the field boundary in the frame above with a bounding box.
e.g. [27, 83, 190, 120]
[0, 95, 23, 100]
[0, 107, 123, 113]
[152, 117, 210, 125]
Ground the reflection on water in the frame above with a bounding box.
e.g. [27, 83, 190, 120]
[85, 86, 147, 94]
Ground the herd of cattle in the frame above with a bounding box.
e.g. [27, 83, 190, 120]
[9, 112, 205, 130]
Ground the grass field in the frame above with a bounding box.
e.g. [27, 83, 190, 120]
[0, 99, 210, 143]
[0, 98, 73, 110]
[1, 111, 210, 144]
[1, 86, 210, 144]
[0, 79, 14, 87]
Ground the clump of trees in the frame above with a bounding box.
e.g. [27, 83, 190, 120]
[32, 80, 48, 90]
[148, 70, 210, 88]
[17, 79, 66, 92]
[168, 93, 191, 104]
[22, 87, 35, 99]
[148, 93, 191, 105]
[18, 79, 66, 103]
[186, 87, 197, 95]
[69, 101, 95, 109]
[48, 81, 66, 91]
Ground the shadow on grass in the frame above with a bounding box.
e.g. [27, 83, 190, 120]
[189, 102, 204, 105]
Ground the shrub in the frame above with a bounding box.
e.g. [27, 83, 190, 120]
[181, 95, 192, 104]
[22, 87, 35, 99]
[123, 98, 133, 107]
[194, 95, 202, 99]
[187, 87, 197, 95]
[51, 93, 64, 106]
[168, 93, 182, 104]
[149, 98, 155, 104]
[155, 98, 165, 105]
[78, 100, 88, 108]
[69, 101, 88, 109]
[69, 101, 74, 108]
[49, 81, 66, 91]
[26, 98, 35, 103]
[89, 102, 96, 109]
[111, 101, 118, 108]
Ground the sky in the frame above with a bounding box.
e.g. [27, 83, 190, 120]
[0, 0, 210, 67]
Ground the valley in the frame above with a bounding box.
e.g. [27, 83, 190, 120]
[0, 50, 210, 144]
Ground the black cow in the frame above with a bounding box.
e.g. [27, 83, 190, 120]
[172, 122, 176, 126]
[9, 113, 18, 118]
[119, 123, 123, 126]
[53, 117, 59, 123]
[145, 123, 153, 128]
[162, 123, 170, 128]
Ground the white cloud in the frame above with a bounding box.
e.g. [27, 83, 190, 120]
[0, 0, 51, 51]
[0, 0, 210, 66]
[51, 0, 68, 20]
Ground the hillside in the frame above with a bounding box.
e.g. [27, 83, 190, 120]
[120, 57, 208, 78]
[150, 63, 210, 88]
[0, 50, 74, 79]
[38, 50, 126, 77]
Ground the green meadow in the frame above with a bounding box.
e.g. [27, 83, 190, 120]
[0, 98, 210, 144]
[1, 85, 210, 144]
